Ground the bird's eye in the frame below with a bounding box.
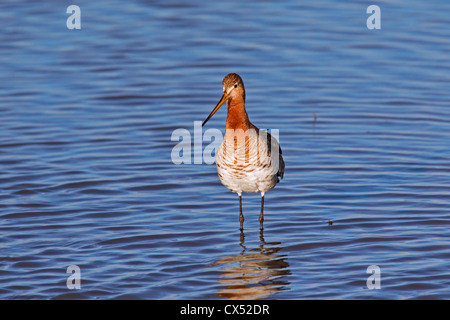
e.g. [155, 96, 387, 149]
[234, 84, 238, 88]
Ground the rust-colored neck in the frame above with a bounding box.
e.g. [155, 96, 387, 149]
[226, 96, 250, 130]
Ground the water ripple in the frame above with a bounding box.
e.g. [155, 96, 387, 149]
[0, 0, 449, 299]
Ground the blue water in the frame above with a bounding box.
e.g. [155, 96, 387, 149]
[1, 0, 449, 299]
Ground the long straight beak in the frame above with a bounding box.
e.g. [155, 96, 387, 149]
[202, 92, 229, 127]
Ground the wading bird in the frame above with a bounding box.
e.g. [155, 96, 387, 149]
[202, 73, 284, 230]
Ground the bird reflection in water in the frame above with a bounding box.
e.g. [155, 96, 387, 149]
[208, 229, 290, 300]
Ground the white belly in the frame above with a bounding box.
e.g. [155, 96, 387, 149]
[215, 129, 282, 195]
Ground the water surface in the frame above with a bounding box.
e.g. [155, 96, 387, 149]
[1, 0, 449, 299]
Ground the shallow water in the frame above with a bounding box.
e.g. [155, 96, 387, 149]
[1, 0, 450, 299]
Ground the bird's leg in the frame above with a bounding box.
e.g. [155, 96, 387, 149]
[239, 193, 244, 230]
[259, 192, 265, 230]
[240, 228, 245, 248]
